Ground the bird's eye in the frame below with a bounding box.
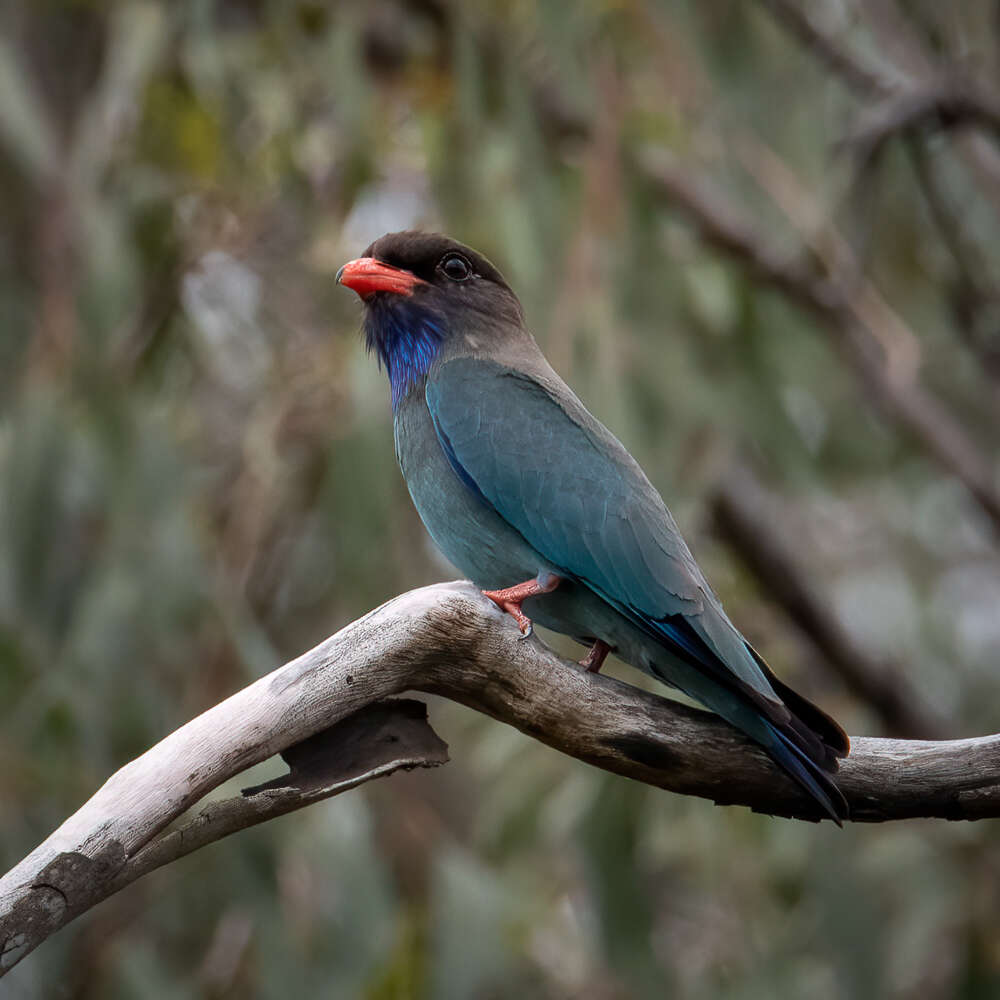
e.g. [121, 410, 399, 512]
[439, 254, 472, 282]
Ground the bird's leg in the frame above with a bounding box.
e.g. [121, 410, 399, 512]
[579, 638, 612, 673]
[482, 572, 562, 638]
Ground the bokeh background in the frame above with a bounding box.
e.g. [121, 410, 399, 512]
[3, 1, 1000, 997]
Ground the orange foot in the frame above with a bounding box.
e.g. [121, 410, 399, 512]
[482, 573, 562, 638]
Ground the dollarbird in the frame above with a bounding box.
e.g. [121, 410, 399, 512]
[338, 231, 850, 822]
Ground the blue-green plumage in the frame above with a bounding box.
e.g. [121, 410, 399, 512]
[341, 230, 850, 822]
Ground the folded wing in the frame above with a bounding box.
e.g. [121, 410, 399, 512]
[426, 357, 848, 818]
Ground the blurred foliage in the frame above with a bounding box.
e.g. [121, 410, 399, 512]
[2, 0, 1000, 997]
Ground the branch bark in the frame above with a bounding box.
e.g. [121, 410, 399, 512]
[2, 581, 999, 976]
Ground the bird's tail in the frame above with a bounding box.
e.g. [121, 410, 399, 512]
[736, 644, 849, 824]
[651, 652, 850, 824]
[757, 719, 848, 825]
[696, 688, 849, 825]
[621, 604, 850, 822]
[646, 628, 850, 823]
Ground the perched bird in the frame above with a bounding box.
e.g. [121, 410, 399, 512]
[338, 231, 850, 821]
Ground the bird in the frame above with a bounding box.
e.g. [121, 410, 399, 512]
[337, 230, 850, 822]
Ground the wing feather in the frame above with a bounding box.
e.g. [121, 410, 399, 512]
[425, 357, 780, 703]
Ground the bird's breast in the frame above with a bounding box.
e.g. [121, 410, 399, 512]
[393, 389, 552, 589]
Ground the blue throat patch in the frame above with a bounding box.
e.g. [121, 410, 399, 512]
[365, 299, 445, 411]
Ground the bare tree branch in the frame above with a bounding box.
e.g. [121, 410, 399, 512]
[639, 151, 1000, 535]
[0, 697, 448, 977]
[114, 699, 449, 889]
[763, 0, 1000, 148]
[758, 0, 1000, 372]
[755, 0, 901, 97]
[905, 138, 1000, 385]
[2, 582, 1000, 975]
[843, 83, 1000, 168]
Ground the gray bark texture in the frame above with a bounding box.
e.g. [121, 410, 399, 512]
[2, 581, 998, 976]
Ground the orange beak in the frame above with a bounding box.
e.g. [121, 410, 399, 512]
[336, 257, 426, 298]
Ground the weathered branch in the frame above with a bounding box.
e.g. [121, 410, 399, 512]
[112, 699, 449, 890]
[3, 581, 1000, 975]
[0, 697, 449, 976]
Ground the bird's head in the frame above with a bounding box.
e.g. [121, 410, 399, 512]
[337, 231, 523, 408]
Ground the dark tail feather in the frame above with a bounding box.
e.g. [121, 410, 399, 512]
[763, 723, 849, 825]
[743, 642, 849, 821]
[629, 611, 850, 821]
[746, 642, 850, 766]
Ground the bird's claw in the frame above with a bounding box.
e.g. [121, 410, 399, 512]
[486, 597, 534, 637]
[502, 602, 533, 638]
[482, 576, 560, 641]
